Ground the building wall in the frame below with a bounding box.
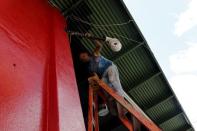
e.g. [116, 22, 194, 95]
[0, 0, 85, 131]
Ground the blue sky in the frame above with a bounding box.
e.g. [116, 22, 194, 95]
[123, 0, 197, 129]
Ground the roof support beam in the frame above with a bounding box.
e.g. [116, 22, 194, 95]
[173, 125, 192, 131]
[113, 42, 144, 62]
[186, 127, 194, 131]
[145, 95, 174, 111]
[159, 112, 183, 126]
[128, 71, 162, 94]
[62, 0, 85, 16]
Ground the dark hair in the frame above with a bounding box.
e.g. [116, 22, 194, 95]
[80, 50, 90, 55]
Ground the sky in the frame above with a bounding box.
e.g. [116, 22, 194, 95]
[123, 0, 197, 129]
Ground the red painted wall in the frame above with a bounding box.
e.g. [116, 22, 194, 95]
[0, 0, 85, 131]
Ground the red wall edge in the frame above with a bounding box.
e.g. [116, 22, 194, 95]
[0, 0, 85, 131]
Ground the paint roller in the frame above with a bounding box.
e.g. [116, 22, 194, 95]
[67, 31, 122, 52]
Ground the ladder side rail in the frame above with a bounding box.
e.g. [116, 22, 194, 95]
[97, 80, 161, 131]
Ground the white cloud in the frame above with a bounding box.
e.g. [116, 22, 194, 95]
[174, 0, 197, 37]
[169, 42, 197, 74]
[170, 74, 197, 128]
[170, 42, 197, 128]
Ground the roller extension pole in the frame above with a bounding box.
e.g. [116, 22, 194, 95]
[66, 30, 105, 41]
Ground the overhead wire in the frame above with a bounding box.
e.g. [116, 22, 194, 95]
[94, 27, 143, 44]
[70, 14, 134, 27]
[69, 15, 144, 44]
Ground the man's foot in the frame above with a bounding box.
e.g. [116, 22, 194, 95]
[98, 104, 109, 116]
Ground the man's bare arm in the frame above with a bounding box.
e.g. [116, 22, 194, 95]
[85, 32, 103, 56]
[93, 40, 102, 56]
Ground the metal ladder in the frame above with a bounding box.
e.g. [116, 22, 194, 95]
[87, 75, 161, 131]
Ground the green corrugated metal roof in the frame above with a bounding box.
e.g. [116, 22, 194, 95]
[49, 0, 194, 130]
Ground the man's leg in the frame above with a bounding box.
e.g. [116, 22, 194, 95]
[106, 64, 129, 117]
[107, 64, 125, 96]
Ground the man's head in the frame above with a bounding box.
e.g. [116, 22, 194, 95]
[79, 51, 90, 63]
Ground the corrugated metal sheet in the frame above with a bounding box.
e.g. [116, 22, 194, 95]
[49, 0, 194, 130]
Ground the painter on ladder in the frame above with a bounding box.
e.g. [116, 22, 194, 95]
[79, 32, 125, 116]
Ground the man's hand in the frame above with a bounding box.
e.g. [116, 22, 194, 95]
[88, 73, 100, 89]
[88, 73, 99, 82]
[93, 40, 102, 56]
